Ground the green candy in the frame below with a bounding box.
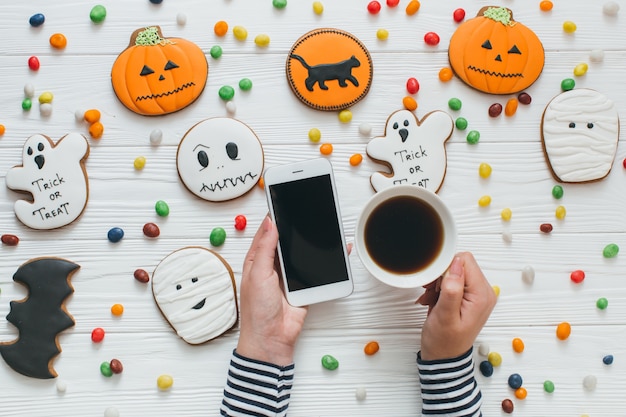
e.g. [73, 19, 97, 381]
[218, 85, 235, 101]
[596, 297, 608, 310]
[552, 185, 564, 199]
[22, 98, 32, 111]
[100, 361, 113, 377]
[239, 78, 253, 91]
[155, 200, 170, 217]
[543, 380, 555, 393]
[210, 227, 227, 247]
[321, 354, 338, 370]
[561, 78, 575, 91]
[210, 45, 223, 59]
[273, 0, 288, 8]
[466, 130, 480, 144]
[90, 5, 107, 23]
[455, 117, 468, 130]
[448, 97, 462, 111]
[603, 243, 619, 258]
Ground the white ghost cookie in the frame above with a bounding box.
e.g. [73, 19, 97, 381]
[6, 133, 89, 230]
[542, 89, 620, 183]
[152, 247, 238, 344]
[177, 118, 264, 202]
[367, 110, 454, 193]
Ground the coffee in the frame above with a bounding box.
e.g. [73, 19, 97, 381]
[364, 195, 444, 274]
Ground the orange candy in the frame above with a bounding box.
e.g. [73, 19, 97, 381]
[257, 177, 265, 189]
[320, 143, 333, 155]
[512, 337, 525, 353]
[402, 96, 418, 111]
[89, 122, 104, 139]
[504, 98, 519, 116]
[438, 67, 453, 82]
[214, 20, 229, 36]
[349, 153, 363, 166]
[406, 0, 420, 15]
[111, 303, 124, 316]
[84, 109, 101, 124]
[0, 124, 5, 135]
[364, 341, 380, 355]
[514, 387, 528, 400]
[556, 322, 571, 340]
[540, 1, 553, 11]
[49, 33, 68, 49]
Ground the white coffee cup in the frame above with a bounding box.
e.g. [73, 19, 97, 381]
[355, 185, 457, 288]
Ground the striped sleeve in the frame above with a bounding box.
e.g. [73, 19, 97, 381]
[220, 350, 294, 417]
[417, 348, 483, 417]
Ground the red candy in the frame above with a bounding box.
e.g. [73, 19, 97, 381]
[1, 234, 19, 246]
[234, 215, 247, 231]
[386, 0, 400, 6]
[91, 327, 105, 343]
[28, 56, 40, 71]
[424, 32, 440, 46]
[570, 269, 585, 283]
[540, 223, 553, 233]
[143, 222, 160, 238]
[406, 77, 420, 94]
[134, 268, 150, 283]
[623, 157, 626, 169]
[453, 8, 466, 22]
[367, 1, 381, 14]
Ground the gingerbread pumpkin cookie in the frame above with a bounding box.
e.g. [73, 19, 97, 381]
[448, 6, 544, 95]
[367, 110, 454, 193]
[111, 26, 208, 116]
[286, 28, 373, 111]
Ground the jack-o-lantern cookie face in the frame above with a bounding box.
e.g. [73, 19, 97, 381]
[286, 28, 373, 111]
[367, 110, 454, 193]
[448, 6, 544, 95]
[111, 26, 208, 116]
[176, 118, 264, 202]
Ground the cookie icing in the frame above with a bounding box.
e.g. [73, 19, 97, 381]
[152, 247, 238, 345]
[542, 89, 619, 183]
[367, 110, 454, 193]
[177, 118, 264, 202]
[6, 133, 89, 229]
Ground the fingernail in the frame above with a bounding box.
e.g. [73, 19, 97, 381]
[449, 256, 463, 276]
[263, 216, 272, 232]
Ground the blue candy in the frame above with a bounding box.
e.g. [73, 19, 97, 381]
[508, 373, 523, 389]
[603, 355, 614, 365]
[29, 13, 45, 27]
[479, 360, 493, 377]
[107, 227, 124, 243]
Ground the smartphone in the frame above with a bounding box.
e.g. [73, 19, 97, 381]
[264, 158, 353, 306]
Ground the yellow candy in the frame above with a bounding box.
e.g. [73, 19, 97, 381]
[574, 63, 588, 76]
[478, 162, 492, 178]
[157, 374, 174, 390]
[563, 21, 577, 33]
[308, 128, 321, 142]
[478, 195, 492, 207]
[501, 208, 512, 221]
[233, 25, 248, 41]
[312, 1, 324, 14]
[338, 109, 352, 123]
[38, 92, 54, 104]
[376, 29, 389, 40]
[556, 205, 566, 219]
[254, 34, 270, 47]
[492, 285, 500, 296]
[488, 351, 502, 367]
[110, 303, 124, 316]
[134, 156, 146, 170]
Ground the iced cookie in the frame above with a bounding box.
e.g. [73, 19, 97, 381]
[6, 133, 89, 230]
[152, 247, 238, 345]
[367, 110, 454, 193]
[541, 89, 619, 183]
[448, 6, 544, 94]
[0, 257, 79, 379]
[177, 118, 264, 202]
[286, 28, 373, 111]
[111, 26, 208, 116]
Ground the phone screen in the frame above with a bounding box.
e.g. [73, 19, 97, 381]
[269, 174, 350, 292]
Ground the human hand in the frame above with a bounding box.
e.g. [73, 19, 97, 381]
[416, 252, 497, 361]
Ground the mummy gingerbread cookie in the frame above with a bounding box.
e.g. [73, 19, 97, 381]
[6, 133, 89, 229]
[152, 247, 238, 345]
[367, 110, 454, 193]
[541, 89, 619, 183]
[177, 118, 264, 202]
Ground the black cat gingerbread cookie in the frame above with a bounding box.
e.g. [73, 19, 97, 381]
[286, 28, 373, 111]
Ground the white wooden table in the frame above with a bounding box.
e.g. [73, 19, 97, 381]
[1, 1, 625, 415]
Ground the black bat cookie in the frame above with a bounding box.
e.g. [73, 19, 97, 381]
[0, 257, 79, 379]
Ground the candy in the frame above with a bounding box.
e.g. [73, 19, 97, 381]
[91, 327, 105, 343]
[478, 195, 491, 207]
[501, 399, 514, 413]
[504, 98, 518, 116]
[359, 123, 372, 136]
[39, 92, 54, 104]
[603, 243, 619, 258]
[424, 32, 440, 46]
[501, 208, 512, 221]
[1, 234, 19, 246]
[406, 0, 420, 15]
[574, 63, 588, 76]
[176, 13, 187, 26]
[22, 98, 32, 111]
[590, 49, 605, 62]
[521, 266, 534, 285]
[210, 227, 227, 246]
[28, 56, 40, 71]
[518, 92, 532, 105]
[570, 270, 585, 283]
[448, 98, 462, 111]
[210, 45, 223, 59]
[583, 375, 597, 391]
[104, 407, 120, 417]
[544, 380, 555, 393]
[493, 284, 502, 295]
[56, 379, 67, 393]
[603, 355, 614, 365]
[552, 185, 564, 199]
[376, 29, 389, 41]
[364, 341, 380, 355]
[143, 222, 160, 238]
[603, 1, 620, 16]
[157, 374, 174, 390]
[233, 26, 248, 41]
[308, 128, 321, 142]
[110, 359, 123, 374]
[540, 1, 554, 11]
[134, 269, 150, 283]
[84, 109, 101, 124]
[596, 297, 608, 310]
[149, 0, 163, 3]
[466, 130, 480, 144]
[0, 124, 5, 135]
[107, 227, 124, 243]
[150, 129, 163, 145]
[234, 215, 247, 231]
[387, 0, 400, 6]
[478, 343, 490, 356]
[319, 143, 333, 155]
[219, 85, 235, 101]
[488, 103, 502, 117]
[134, 156, 146, 170]
[313, 1, 324, 14]
[89, 122, 104, 139]
[273, 0, 288, 8]
[255, 34, 270, 47]
[540, 223, 553, 233]
[355, 387, 367, 401]
[555, 205, 566, 220]
[29, 13, 45, 27]
[214, 21, 228, 37]
[453, 8, 465, 22]
[479, 360, 493, 377]
[100, 361, 113, 377]
[556, 322, 571, 340]
[561, 78, 575, 91]
[155, 200, 170, 217]
[514, 387, 527, 400]
[367, 1, 381, 14]
[508, 373, 523, 389]
[226, 101, 237, 114]
[239, 78, 253, 91]
[49, 33, 68, 49]
[40, 103, 53, 117]
[478, 163, 492, 178]
[455, 117, 468, 130]
[349, 153, 363, 166]
[111, 304, 124, 316]
[24, 83, 35, 98]
[321, 354, 339, 370]
[89, 5, 107, 23]
[563, 21, 577, 33]
[438, 67, 453, 82]
[512, 337, 525, 353]
[402, 96, 418, 111]
[406, 77, 420, 94]
[488, 351, 502, 367]
[338, 109, 352, 123]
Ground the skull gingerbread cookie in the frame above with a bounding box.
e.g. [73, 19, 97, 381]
[152, 247, 238, 345]
[367, 110, 454, 193]
[176, 117, 264, 202]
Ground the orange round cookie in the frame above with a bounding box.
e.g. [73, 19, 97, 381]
[448, 6, 544, 95]
[286, 28, 373, 111]
[111, 26, 208, 116]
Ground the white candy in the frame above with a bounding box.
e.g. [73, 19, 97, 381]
[355, 387, 367, 401]
[104, 407, 120, 417]
[583, 375, 597, 391]
[603, 1, 620, 16]
[40, 102, 53, 117]
[358, 123, 372, 136]
[226, 101, 237, 114]
[56, 379, 67, 393]
[502, 230, 513, 243]
[176, 13, 187, 26]
[150, 129, 163, 145]
[478, 343, 490, 357]
[521, 265, 535, 285]
[589, 49, 605, 62]
[24, 83, 35, 98]
[75, 108, 86, 122]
